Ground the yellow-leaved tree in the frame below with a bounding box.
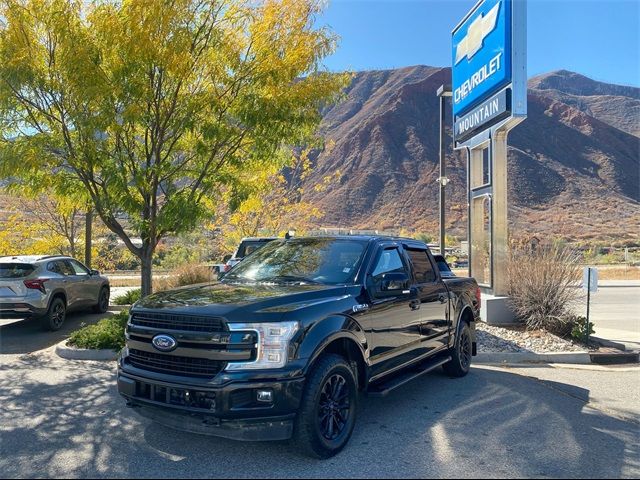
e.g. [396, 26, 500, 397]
[213, 148, 341, 254]
[0, 0, 348, 295]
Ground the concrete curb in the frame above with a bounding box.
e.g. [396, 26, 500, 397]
[475, 351, 591, 365]
[55, 339, 119, 361]
[591, 336, 627, 351]
[108, 305, 130, 312]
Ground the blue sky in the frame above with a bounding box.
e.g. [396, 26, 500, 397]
[319, 0, 640, 87]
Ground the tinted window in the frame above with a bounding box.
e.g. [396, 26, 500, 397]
[407, 249, 436, 283]
[225, 238, 366, 285]
[433, 256, 452, 274]
[49, 260, 74, 276]
[236, 240, 273, 258]
[0, 263, 35, 278]
[371, 248, 405, 277]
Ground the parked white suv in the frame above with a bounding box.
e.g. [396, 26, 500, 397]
[0, 255, 110, 331]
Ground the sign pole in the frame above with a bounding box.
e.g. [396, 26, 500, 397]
[586, 268, 591, 346]
[492, 129, 509, 296]
[437, 85, 452, 257]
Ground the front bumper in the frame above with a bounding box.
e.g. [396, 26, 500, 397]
[117, 365, 305, 441]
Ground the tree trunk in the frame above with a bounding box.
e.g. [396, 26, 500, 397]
[84, 210, 92, 268]
[140, 248, 153, 297]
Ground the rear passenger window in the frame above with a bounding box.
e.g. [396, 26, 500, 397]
[49, 260, 74, 276]
[407, 249, 437, 283]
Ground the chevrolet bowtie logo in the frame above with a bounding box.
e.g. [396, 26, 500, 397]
[455, 2, 500, 65]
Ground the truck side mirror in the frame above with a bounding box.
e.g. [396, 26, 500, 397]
[374, 272, 410, 298]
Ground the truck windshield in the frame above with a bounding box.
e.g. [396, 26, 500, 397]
[223, 238, 367, 285]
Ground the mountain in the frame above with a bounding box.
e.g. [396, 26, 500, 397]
[303, 67, 640, 244]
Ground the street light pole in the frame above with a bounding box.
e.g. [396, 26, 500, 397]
[436, 84, 452, 257]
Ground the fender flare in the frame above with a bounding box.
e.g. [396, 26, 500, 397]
[297, 315, 368, 375]
[47, 289, 67, 310]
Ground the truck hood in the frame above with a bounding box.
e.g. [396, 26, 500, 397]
[132, 281, 351, 319]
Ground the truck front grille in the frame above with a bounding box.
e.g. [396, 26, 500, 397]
[127, 349, 225, 378]
[130, 312, 225, 333]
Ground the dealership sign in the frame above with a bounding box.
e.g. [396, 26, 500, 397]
[455, 89, 510, 142]
[452, 0, 526, 144]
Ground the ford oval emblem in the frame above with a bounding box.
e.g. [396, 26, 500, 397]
[152, 334, 177, 352]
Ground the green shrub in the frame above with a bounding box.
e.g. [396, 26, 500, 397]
[113, 288, 141, 305]
[68, 311, 129, 351]
[571, 315, 595, 344]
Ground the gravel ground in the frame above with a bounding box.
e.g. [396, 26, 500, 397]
[477, 322, 589, 353]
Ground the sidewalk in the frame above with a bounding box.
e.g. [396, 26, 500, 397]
[597, 280, 640, 288]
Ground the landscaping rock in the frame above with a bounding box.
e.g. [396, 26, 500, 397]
[477, 322, 591, 353]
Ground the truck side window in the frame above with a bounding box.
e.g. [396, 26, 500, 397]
[371, 248, 405, 278]
[406, 249, 436, 284]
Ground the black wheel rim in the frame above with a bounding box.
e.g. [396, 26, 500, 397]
[52, 303, 65, 328]
[459, 328, 472, 371]
[100, 291, 109, 310]
[318, 373, 351, 441]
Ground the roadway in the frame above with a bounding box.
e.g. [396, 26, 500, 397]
[572, 281, 640, 350]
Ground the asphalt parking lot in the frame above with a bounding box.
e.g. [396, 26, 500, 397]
[1, 347, 639, 478]
[1, 285, 639, 478]
[0, 311, 113, 355]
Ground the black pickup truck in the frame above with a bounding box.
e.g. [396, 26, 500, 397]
[117, 236, 480, 458]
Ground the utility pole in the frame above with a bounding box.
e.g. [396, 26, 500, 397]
[437, 84, 452, 257]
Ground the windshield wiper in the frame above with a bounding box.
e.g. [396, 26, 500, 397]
[260, 275, 322, 285]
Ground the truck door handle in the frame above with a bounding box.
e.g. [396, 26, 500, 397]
[438, 294, 447, 304]
[409, 300, 421, 310]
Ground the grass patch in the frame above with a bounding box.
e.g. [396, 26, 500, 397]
[68, 311, 129, 351]
[113, 288, 141, 305]
[155, 263, 213, 291]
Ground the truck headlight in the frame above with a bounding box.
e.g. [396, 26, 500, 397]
[225, 321, 299, 371]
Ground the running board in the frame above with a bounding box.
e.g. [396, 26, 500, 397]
[366, 355, 452, 398]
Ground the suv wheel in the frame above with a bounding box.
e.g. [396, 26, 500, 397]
[93, 287, 110, 313]
[293, 354, 358, 459]
[41, 297, 66, 331]
[443, 321, 472, 377]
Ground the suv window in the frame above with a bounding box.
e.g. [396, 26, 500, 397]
[371, 248, 406, 278]
[406, 249, 437, 283]
[0, 263, 35, 278]
[236, 240, 274, 259]
[48, 260, 74, 276]
[68, 259, 90, 276]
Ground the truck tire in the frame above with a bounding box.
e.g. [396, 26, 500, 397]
[443, 321, 472, 377]
[293, 354, 358, 459]
[41, 297, 66, 331]
[92, 287, 110, 313]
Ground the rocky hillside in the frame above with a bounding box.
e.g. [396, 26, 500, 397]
[303, 67, 640, 243]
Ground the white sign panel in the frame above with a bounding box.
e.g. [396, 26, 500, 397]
[582, 267, 598, 293]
